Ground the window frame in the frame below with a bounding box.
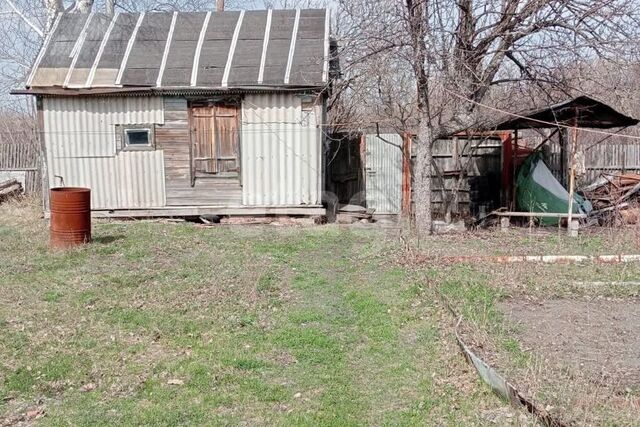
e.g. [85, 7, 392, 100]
[119, 124, 155, 151]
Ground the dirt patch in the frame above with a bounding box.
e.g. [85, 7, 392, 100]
[500, 298, 640, 391]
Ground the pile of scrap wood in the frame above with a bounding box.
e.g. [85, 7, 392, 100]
[0, 179, 23, 202]
[581, 173, 640, 225]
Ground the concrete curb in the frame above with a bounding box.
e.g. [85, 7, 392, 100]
[433, 254, 640, 264]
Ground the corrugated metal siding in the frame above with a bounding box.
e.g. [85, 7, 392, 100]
[44, 97, 164, 157]
[116, 151, 166, 207]
[49, 157, 120, 207]
[241, 93, 322, 206]
[365, 134, 402, 214]
[43, 96, 166, 209]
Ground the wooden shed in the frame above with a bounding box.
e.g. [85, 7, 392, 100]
[15, 9, 334, 217]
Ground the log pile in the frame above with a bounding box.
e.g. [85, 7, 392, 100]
[581, 173, 640, 225]
[0, 179, 23, 202]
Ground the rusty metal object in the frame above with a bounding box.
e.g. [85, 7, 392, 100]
[583, 172, 640, 225]
[438, 292, 569, 427]
[50, 187, 91, 248]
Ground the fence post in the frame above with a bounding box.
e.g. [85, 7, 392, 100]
[36, 97, 49, 212]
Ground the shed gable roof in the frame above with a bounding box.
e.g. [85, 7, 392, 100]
[491, 96, 639, 130]
[26, 9, 330, 91]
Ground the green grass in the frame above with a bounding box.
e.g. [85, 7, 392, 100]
[2, 200, 637, 425]
[0, 202, 508, 426]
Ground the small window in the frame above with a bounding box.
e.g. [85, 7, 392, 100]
[126, 129, 151, 146]
[119, 125, 155, 151]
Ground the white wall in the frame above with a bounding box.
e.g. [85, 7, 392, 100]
[43, 96, 166, 209]
[241, 93, 323, 206]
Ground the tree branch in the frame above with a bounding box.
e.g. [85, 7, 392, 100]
[3, 0, 43, 38]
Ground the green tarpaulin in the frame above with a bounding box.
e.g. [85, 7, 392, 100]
[516, 153, 592, 225]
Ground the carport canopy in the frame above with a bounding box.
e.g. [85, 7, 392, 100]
[490, 96, 639, 130]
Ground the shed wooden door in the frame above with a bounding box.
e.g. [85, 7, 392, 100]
[191, 104, 240, 177]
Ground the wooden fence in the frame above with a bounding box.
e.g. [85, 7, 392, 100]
[431, 137, 503, 219]
[0, 134, 41, 194]
[543, 129, 640, 187]
[582, 141, 640, 184]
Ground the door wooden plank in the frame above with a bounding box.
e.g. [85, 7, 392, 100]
[214, 104, 239, 174]
[191, 105, 216, 174]
[190, 102, 240, 178]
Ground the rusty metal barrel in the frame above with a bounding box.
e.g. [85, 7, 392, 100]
[50, 187, 91, 248]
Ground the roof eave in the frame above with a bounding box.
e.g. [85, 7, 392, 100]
[489, 96, 639, 130]
[12, 85, 328, 97]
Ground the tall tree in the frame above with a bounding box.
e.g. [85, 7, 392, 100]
[44, 0, 63, 32]
[105, 0, 114, 15]
[339, 0, 640, 235]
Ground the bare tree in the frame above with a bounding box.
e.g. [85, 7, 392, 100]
[339, 0, 640, 235]
[44, 0, 63, 31]
[69, 0, 93, 12]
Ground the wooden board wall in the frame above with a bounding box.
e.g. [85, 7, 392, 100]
[156, 98, 191, 182]
[0, 139, 42, 195]
[430, 137, 502, 219]
[156, 97, 242, 207]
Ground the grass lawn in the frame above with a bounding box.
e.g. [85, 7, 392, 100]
[0, 200, 513, 426]
[418, 233, 640, 426]
[1, 199, 638, 426]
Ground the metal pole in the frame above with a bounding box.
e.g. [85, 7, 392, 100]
[567, 126, 578, 235]
[512, 129, 518, 210]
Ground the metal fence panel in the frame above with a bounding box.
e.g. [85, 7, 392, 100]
[365, 134, 403, 215]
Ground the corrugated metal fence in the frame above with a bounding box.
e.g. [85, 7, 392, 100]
[0, 135, 41, 194]
[365, 134, 403, 214]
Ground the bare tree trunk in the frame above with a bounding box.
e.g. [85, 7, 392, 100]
[216, 0, 225, 11]
[45, 0, 64, 33]
[406, 0, 434, 236]
[106, 0, 116, 16]
[71, 0, 94, 13]
[414, 117, 433, 235]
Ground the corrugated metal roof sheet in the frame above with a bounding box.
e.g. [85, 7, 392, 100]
[27, 9, 330, 90]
